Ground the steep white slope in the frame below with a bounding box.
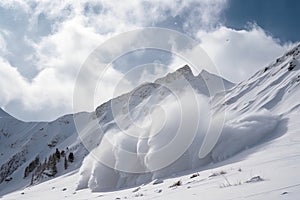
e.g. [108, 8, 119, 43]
[78, 101, 280, 192]
[2, 93, 300, 200]
[76, 44, 300, 192]
[0, 112, 94, 196]
[220, 44, 300, 115]
[0, 66, 233, 196]
[2, 43, 300, 199]
[75, 65, 238, 192]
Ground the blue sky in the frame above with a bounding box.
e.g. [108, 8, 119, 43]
[0, 0, 298, 121]
[224, 0, 300, 43]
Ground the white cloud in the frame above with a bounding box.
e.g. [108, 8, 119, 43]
[0, 32, 10, 56]
[0, 0, 30, 11]
[0, 58, 26, 106]
[0, 57, 74, 119]
[0, 0, 297, 121]
[0, 0, 228, 121]
[197, 25, 295, 82]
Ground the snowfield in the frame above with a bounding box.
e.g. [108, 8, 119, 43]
[1, 44, 300, 199]
[2, 112, 300, 200]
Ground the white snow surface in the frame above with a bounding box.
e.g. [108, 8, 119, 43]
[1, 44, 300, 199]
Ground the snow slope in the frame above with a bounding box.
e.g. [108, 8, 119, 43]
[3, 114, 300, 200]
[1, 43, 300, 199]
[76, 65, 237, 192]
[0, 108, 11, 118]
[0, 65, 233, 196]
[0, 111, 93, 195]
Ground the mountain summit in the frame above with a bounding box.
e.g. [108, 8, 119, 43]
[155, 65, 234, 96]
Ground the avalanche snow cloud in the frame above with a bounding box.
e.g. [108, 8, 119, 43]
[77, 86, 280, 192]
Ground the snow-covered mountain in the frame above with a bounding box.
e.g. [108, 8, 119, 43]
[0, 64, 233, 195]
[1, 43, 300, 199]
[0, 110, 92, 195]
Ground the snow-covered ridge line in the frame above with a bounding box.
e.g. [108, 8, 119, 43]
[95, 64, 234, 122]
[0, 65, 233, 195]
[78, 44, 300, 191]
[77, 44, 300, 192]
[1, 42, 300, 197]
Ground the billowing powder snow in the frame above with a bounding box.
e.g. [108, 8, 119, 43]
[211, 110, 280, 162]
[77, 88, 280, 192]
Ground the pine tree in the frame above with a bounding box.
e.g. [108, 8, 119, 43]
[30, 173, 34, 185]
[34, 156, 40, 166]
[42, 158, 47, 171]
[47, 154, 52, 170]
[52, 164, 57, 175]
[24, 166, 29, 178]
[64, 156, 68, 170]
[35, 163, 42, 175]
[51, 153, 57, 175]
[61, 150, 65, 157]
[53, 152, 57, 164]
[68, 152, 74, 163]
[55, 148, 61, 161]
[24, 156, 40, 178]
[44, 158, 47, 166]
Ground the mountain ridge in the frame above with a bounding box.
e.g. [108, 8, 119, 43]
[0, 43, 300, 197]
[0, 108, 12, 118]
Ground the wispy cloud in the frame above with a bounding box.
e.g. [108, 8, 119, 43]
[197, 24, 294, 82]
[0, 0, 296, 121]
